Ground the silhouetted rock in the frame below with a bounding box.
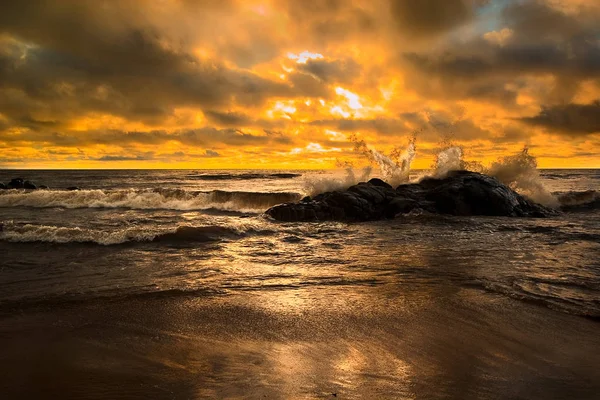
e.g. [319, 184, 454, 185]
[66, 186, 80, 191]
[23, 180, 37, 190]
[7, 178, 24, 189]
[367, 178, 392, 189]
[266, 171, 555, 222]
[0, 183, 6, 190]
[38, 185, 49, 190]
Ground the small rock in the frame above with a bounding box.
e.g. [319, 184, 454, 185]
[7, 178, 24, 189]
[23, 180, 37, 190]
[66, 186, 80, 191]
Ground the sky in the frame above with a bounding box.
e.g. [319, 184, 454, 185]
[0, 0, 599, 169]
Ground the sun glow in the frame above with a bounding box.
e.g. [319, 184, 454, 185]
[287, 51, 324, 64]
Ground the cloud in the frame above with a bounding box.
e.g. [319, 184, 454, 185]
[204, 149, 220, 157]
[521, 101, 600, 136]
[400, 0, 600, 106]
[309, 117, 411, 135]
[0, 127, 295, 148]
[389, 0, 479, 39]
[1, 0, 599, 167]
[97, 153, 154, 162]
[297, 58, 361, 83]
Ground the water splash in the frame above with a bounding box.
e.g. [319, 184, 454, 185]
[353, 134, 416, 186]
[434, 146, 463, 178]
[487, 147, 558, 207]
[303, 161, 372, 196]
[305, 133, 558, 208]
[428, 144, 556, 207]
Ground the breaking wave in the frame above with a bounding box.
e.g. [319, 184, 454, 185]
[486, 147, 558, 207]
[556, 190, 600, 210]
[0, 222, 273, 245]
[0, 189, 301, 213]
[186, 172, 302, 180]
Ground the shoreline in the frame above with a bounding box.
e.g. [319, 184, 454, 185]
[1, 285, 598, 399]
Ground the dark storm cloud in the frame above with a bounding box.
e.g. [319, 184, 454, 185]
[284, 0, 377, 42]
[309, 118, 410, 135]
[203, 149, 220, 157]
[502, 1, 599, 43]
[0, 127, 296, 148]
[389, 0, 481, 39]
[203, 111, 288, 129]
[97, 153, 155, 162]
[404, 40, 600, 79]
[521, 101, 600, 136]
[297, 59, 361, 84]
[309, 114, 490, 141]
[0, 1, 317, 130]
[287, 72, 332, 98]
[203, 111, 254, 126]
[400, 0, 600, 108]
[0, 38, 291, 124]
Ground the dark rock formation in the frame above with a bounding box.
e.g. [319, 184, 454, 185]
[7, 178, 24, 189]
[2, 178, 50, 190]
[66, 186, 80, 191]
[23, 180, 37, 189]
[266, 171, 555, 222]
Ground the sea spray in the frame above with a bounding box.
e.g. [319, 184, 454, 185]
[0, 189, 301, 212]
[434, 146, 464, 177]
[303, 132, 559, 208]
[303, 162, 372, 197]
[352, 134, 417, 186]
[303, 136, 417, 196]
[487, 147, 558, 207]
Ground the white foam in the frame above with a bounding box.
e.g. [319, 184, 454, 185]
[486, 148, 558, 207]
[0, 189, 300, 213]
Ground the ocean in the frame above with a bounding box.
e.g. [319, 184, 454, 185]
[0, 169, 599, 399]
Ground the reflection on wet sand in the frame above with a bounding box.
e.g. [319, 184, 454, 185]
[2, 279, 599, 399]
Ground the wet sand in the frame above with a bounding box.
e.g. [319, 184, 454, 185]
[0, 285, 599, 399]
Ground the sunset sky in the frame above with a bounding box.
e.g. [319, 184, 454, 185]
[1, 0, 599, 169]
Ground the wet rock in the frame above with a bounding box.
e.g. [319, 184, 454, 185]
[0, 183, 6, 189]
[23, 180, 37, 190]
[7, 178, 24, 189]
[367, 178, 392, 189]
[266, 170, 555, 222]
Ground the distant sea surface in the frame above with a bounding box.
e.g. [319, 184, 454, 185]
[0, 169, 599, 399]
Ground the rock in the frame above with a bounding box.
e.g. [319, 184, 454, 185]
[367, 178, 392, 189]
[38, 185, 49, 190]
[266, 171, 555, 222]
[23, 180, 37, 190]
[0, 183, 6, 189]
[7, 178, 24, 189]
[66, 186, 80, 191]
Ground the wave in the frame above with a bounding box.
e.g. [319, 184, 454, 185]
[0, 189, 301, 212]
[542, 172, 600, 180]
[185, 172, 302, 180]
[0, 222, 273, 245]
[556, 190, 600, 210]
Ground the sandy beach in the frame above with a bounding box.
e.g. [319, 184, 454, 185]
[1, 283, 599, 399]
